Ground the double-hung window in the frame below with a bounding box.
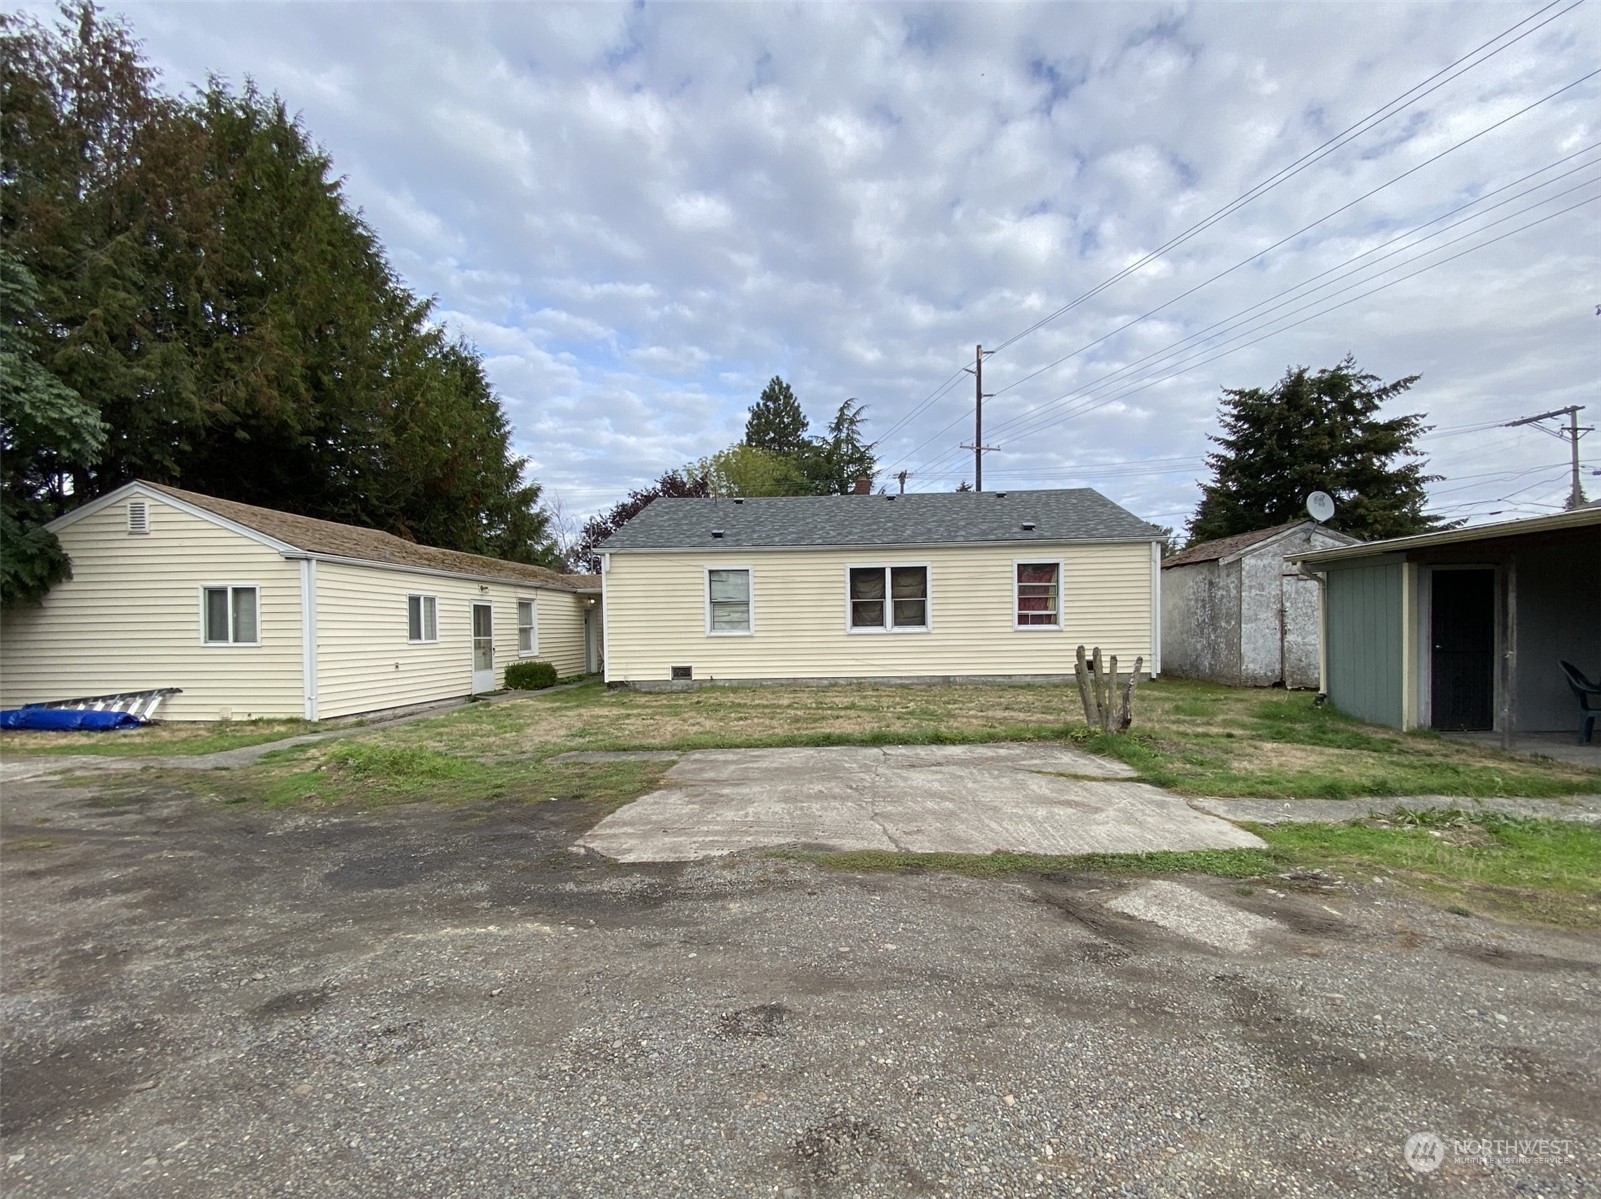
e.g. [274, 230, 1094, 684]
[202, 585, 259, 645]
[517, 599, 537, 655]
[408, 595, 438, 642]
[1015, 562, 1062, 628]
[707, 568, 752, 634]
[848, 565, 928, 632]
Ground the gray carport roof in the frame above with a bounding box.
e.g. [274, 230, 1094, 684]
[1290, 508, 1600, 566]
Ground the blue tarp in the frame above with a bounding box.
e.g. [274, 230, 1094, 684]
[0, 708, 146, 731]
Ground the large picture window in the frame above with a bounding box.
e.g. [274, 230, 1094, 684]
[1015, 562, 1061, 628]
[707, 568, 752, 634]
[849, 565, 928, 631]
[408, 594, 438, 642]
[202, 585, 259, 645]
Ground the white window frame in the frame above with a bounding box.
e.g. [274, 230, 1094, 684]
[845, 563, 931, 634]
[407, 594, 439, 643]
[516, 596, 538, 656]
[705, 566, 754, 636]
[1014, 559, 1064, 630]
[199, 584, 261, 647]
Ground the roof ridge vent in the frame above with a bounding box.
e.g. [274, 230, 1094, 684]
[995, 491, 1007, 498]
[711, 529, 725, 539]
[1021, 520, 1036, 531]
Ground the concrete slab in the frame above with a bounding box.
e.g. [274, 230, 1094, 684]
[578, 743, 1263, 863]
[1106, 880, 1281, 952]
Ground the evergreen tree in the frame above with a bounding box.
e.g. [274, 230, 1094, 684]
[2, 2, 560, 569]
[1187, 356, 1447, 545]
[0, 251, 107, 606]
[743, 376, 809, 456]
[804, 397, 878, 494]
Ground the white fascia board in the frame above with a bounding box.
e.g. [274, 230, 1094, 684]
[48, 480, 302, 555]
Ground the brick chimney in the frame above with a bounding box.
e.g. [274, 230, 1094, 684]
[852, 476, 872, 495]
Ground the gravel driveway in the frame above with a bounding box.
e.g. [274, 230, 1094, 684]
[2, 770, 1597, 1197]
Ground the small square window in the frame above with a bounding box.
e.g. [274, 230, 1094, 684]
[202, 586, 259, 645]
[408, 595, 438, 642]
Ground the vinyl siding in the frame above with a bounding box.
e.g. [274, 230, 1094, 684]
[603, 542, 1153, 684]
[0, 494, 303, 720]
[313, 563, 589, 719]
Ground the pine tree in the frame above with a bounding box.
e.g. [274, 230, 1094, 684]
[744, 376, 809, 456]
[1187, 356, 1447, 545]
[805, 397, 878, 494]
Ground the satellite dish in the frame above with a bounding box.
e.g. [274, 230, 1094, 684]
[1306, 491, 1336, 523]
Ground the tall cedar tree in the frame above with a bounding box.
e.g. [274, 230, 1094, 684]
[0, 251, 108, 605]
[572, 469, 710, 573]
[1187, 357, 1446, 545]
[743, 376, 809, 456]
[1, 2, 559, 571]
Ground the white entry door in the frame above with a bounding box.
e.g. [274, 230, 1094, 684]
[471, 602, 496, 693]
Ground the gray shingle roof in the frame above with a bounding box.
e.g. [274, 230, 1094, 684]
[599, 489, 1162, 551]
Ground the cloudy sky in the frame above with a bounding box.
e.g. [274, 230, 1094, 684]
[52, 1, 1601, 531]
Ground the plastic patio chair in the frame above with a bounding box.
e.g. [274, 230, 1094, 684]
[1559, 660, 1601, 744]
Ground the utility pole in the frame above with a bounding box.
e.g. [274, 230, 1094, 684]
[895, 469, 909, 495]
[1506, 405, 1592, 509]
[960, 344, 999, 492]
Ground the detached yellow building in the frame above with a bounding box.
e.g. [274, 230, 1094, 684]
[0, 481, 601, 722]
[598, 489, 1163, 688]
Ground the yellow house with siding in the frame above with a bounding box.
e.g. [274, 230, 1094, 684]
[599, 489, 1163, 688]
[0, 481, 601, 722]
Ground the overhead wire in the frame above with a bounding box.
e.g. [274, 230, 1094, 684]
[984, 179, 1601, 448]
[981, 0, 1583, 357]
[878, 0, 1584, 463]
[901, 192, 1597, 479]
[985, 142, 1601, 428]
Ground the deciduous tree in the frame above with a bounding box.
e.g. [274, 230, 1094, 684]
[572, 469, 710, 573]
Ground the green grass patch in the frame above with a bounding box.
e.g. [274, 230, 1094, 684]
[2, 835, 57, 852]
[1255, 811, 1601, 927]
[0, 718, 313, 758]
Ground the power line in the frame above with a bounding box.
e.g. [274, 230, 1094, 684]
[986, 176, 1600, 447]
[977, 68, 1601, 437]
[981, 0, 1584, 357]
[987, 143, 1601, 422]
[900, 194, 1597, 478]
[879, 0, 1583, 457]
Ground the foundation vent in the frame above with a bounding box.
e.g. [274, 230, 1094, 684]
[670, 665, 693, 681]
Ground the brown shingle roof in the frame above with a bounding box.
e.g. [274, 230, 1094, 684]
[144, 482, 579, 590]
[1162, 520, 1313, 569]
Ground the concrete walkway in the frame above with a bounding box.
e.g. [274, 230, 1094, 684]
[578, 743, 1268, 863]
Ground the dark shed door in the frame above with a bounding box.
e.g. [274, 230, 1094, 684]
[1430, 568, 1495, 731]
